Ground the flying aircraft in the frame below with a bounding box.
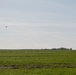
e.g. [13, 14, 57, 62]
[5, 26, 7, 28]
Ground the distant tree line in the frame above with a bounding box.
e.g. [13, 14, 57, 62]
[41, 47, 72, 50]
[51, 47, 72, 50]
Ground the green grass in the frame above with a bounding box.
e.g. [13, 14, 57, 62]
[0, 50, 76, 65]
[0, 68, 76, 75]
[0, 49, 76, 75]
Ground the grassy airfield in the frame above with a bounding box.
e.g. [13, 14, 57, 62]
[0, 49, 76, 75]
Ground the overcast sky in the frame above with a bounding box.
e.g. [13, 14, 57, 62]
[0, 0, 76, 49]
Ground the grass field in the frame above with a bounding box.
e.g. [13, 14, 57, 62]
[0, 49, 76, 75]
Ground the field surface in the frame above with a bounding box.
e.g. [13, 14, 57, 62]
[0, 49, 76, 75]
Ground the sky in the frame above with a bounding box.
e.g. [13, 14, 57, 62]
[0, 0, 76, 49]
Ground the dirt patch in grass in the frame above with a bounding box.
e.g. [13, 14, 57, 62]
[0, 63, 76, 69]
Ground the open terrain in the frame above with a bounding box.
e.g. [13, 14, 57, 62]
[0, 49, 76, 75]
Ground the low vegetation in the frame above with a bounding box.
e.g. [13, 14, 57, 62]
[0, 49, 76, 75]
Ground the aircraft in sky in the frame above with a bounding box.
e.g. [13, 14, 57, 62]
[5, 26, 7, 28]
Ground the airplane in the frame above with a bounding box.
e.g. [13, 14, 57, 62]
[5, 26, 7, 28]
